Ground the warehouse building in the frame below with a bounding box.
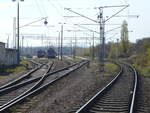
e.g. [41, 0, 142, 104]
[0, 42, 6, 66]
[0, 42, 18, 68]
[5, 48, 18, 66]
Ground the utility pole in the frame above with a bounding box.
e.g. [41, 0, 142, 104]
[22, 36, 24, 55]
[89, 42, 92, 59]
[17, 1, 20, 63]
[13, 17, 16, 49]
[103, 19, 105, 63]
[57, 31, 60, 59]
[12, 0, 25, 63]
[98, 8, 105, 71]
[84, 36, 87, 57]
[7, 35, 9, 48]
[60, 24, 63, 60]
[92, 32, 95, 60]
[65, 5, 130, 71]
[116, 38, 119, 60]
[70, 40, 73, 57]
[73, 31, 77, 59]
[41, 35, 43, 47]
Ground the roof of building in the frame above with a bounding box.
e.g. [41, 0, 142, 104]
[0, 42, 5, 45]
[0, 42, 5, 48]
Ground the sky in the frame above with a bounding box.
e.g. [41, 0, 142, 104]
[0, 0, 149, 47]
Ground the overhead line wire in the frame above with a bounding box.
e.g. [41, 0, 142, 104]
[34, 0, 44, 17]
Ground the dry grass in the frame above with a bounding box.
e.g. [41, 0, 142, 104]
[0, 60, 27, 77]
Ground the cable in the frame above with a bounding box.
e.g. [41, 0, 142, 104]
[40, 0, 48, 16]
[121, 0, 128, 4]
[47, 0, 63, 17]
[54, 0, 63, 10]
[34, 0, 45, 17]
[19, 17, 48, 29]
[65, 8, 98, 23]
[105, 5, 129, 22]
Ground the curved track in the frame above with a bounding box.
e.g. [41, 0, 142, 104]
[0, 60, 43, 90]
[0, 60, 89, 112]
[0, 61, 53, 112]
[75, 62, 138, 113]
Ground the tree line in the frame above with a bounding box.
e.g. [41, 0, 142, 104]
[75, 20, 150, 76]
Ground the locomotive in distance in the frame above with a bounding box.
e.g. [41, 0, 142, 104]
[37, 48, 57, 58]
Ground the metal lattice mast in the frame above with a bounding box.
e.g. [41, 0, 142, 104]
[92, 32, 95, 60]
[60, 24, 63, 60]
[98, 8, 105, 71]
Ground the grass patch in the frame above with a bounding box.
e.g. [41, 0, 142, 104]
[9, 104, 21, 112]
[71, 57, 83, 62]
[90, 61, 118, 73]
[133, 64, 150, 77]
[0, 60, 28, 77]
[104, 62, 118, 72]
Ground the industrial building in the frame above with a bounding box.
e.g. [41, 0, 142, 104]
[0, 42, 18, 68]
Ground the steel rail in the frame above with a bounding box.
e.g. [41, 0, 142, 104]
[29, 60, 41, 67]
[0, 61, 54, 112]
[0, 63, 49, 94]
[0, 61, 53, 94]
[0, 59, 52, 91]
[0, 62, 43, 90]
[75, 62, 122, 113]
[0, 60, 89, 112]
[125, 64, 138, 113]
[75, 62, 137, 113]
[0, 60, 77, 94]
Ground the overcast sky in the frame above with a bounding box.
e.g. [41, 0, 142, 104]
[0, 0, 149, 47]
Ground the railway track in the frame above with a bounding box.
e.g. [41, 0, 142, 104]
[0, 60, 89, 112]
[28, 60, 41, 68]
[0, 60, 50, 91]
[75, 62, 138, 113]
[0, 61, 53, 111]
[134, 75, 149, 113]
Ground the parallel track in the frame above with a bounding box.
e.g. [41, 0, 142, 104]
[0, 60, 89, 112]
[75, 62, 138, 113]
[0, 60, 43, 90]
[0, 61, 54, 112]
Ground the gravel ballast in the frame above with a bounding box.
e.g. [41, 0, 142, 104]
[135, 75, 150, 113]
[22, 62, 119, 113]
[3, 60, 150, 113]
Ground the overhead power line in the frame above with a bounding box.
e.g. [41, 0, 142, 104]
[94, 4, 129, 9]
[34, 0, 45, 17]
[105, 26, 121, 34]
[74, 24, 100, 34]
[18, 17, 48, 29]
[105, 5, 129, 22]
[64, 8, 98, 23]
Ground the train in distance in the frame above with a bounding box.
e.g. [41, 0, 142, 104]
[37, 48, 57, 58]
